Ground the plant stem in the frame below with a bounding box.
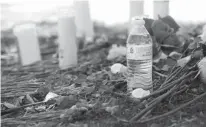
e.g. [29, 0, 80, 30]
[140, 71, 197, 101]
[139, 92, 206, 123]
[130, 80, 185, 122]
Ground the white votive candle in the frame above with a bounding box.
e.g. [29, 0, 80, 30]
[58, 8, 77, 70]
[74, 1, 94, 43]
[13, 24, 41, 66]
[129, 0, 144, 21]
[153, 0, 169, 19]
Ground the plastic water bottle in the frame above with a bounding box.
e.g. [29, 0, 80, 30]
[127, 17, 153, 91]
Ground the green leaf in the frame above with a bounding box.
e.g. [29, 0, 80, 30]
[159, 15, 180, 33]
[162, 34, 183, 48]
[151, 20, 170, 43]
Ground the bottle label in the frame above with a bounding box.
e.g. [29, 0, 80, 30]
[127, 44, 152, 60]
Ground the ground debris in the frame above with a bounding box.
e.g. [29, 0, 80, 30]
[1, 17, 206, 127]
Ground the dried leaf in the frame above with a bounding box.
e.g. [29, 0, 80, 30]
[188, 41, 198, 50]
[60, 108, 75, 119]
[192, 50, 203, 59]
[26, 94, 35, 104]
[153, 65, 161, 71]
[102, 98, 118, 107]
[198, 57, 206, 85]
[113, 81, 127, 92]
[25, 107, 35, 113]
[35, 105, 46, 112]
[161, 44, 178, 48]
[152, 36, 162, 58]
[161, 65, 170, 72]
[74, 74, 87, 84]
[202, 43, 206, 56]
[44, 92, 59, 102]
[56, 95, 78, 109]
[3, 102, 17, 109]
[169, 51, 182, 60]
[81, 86, 95, 95]
[15, 96, 24, 106]
[98, 84, 111, 93]
[166, 57, 177, 66]
[159, 15, 180, 33]
[70, 105, 88, 112]
[199, 24, 206, 42]
[162, 34, 183, 48]
[105, 105, 119, 115]
[35, 86, 50, 101]
[177, 55, 191, 67]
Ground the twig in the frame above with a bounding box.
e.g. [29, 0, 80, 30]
[79, 41, 110, 54]
[194, 70, 201, 79]
[161, 66, 185, 88]
[139, 92, 206, 123]
[154, 71, 167, 78]
[166, 64, 178, 78]
[172, 85, 189, 96]
[140, 71, 197, 101]
[1, 101, 45, 116]
[105, 91, 141, 104]
[130, 80, 185, 122]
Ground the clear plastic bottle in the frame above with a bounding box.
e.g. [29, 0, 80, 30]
[126, 17, 153, 91]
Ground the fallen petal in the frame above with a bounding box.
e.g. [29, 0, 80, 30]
[131, 88, 150, 99]
[44, 92, 59, 102]
[111, 63, 127, 74]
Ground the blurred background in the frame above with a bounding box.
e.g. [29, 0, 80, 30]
[1, 0, 206, 29]
[1, 0, 206, 66]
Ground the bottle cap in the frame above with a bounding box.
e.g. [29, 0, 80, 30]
[131, 15, 149, 20]
[131, 15, 148, 25]
[131, 19, 145, 26]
